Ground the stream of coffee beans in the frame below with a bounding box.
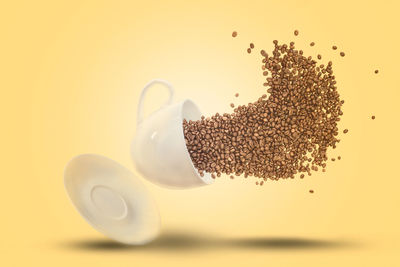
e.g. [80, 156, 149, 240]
[183, 36, 345, 183]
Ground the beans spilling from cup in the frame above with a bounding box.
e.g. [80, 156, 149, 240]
[183, 37, 345, 184]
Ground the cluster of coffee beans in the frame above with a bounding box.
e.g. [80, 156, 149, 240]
[183, 38, 345, 182]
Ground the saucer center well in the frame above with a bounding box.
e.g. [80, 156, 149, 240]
[90, 185, 128, 220]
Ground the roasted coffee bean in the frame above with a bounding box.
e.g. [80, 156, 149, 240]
[232, 31, 237, 37]
[183, 39, 345, 183]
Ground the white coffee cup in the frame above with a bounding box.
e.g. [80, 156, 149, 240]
[131, 79, 214, 189]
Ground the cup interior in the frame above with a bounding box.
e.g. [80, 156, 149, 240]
[180, 100, 214, 185]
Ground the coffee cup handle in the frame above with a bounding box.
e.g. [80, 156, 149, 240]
[137, 79, 175, 125]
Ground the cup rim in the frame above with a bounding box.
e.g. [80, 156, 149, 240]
[179, 99, 214, 185]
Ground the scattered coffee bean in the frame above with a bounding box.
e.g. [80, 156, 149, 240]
[250, 43, 255, 49]
[310, 42, 315, 46]
[371, 115, 375, 120]
[183, 39, 344, 183]
[230, 103, 235, 108]
[332, 45, 337, 50]
[338, 156, 341, 160]
[375, 70, 379, 74]
[230, 175, 234, 179]
[309, 190, 314, 193]
[294, 30, 299, 36]
[235, 93, 239, 97]
[340, 52, 345, 57]
[317, 54, 322, 60]
[247, 48, 251, 54]
[232, 31, 237, 37]
[343, 129, 348, 133]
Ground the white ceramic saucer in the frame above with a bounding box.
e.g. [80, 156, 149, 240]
[64, 154, 160, 245]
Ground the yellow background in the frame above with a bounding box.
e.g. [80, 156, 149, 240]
[1, 0, 400, 266]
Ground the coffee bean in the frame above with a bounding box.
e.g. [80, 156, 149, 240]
[332, 45, 337, 50]
[309, 190, 314, 193]
[247, 48, 251, 54]
[375, 70, 379, 74]
[343, 129, 348, 133]
[310, 42, 315, 46]
[232, 31, 237, 37]
[183, 38, 345, 184]
[250, 43, 255, 49]
[230, 103, 235, 108]
[371, 115, 375, 120]
[317, 54, 322, 60]
[340, 52, 345, 57]
[294, 30, 299, 36]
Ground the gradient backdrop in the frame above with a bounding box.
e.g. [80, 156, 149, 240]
[1, 0, 400, 266]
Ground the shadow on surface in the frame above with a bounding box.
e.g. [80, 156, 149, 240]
[61, 230, 356, 252]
